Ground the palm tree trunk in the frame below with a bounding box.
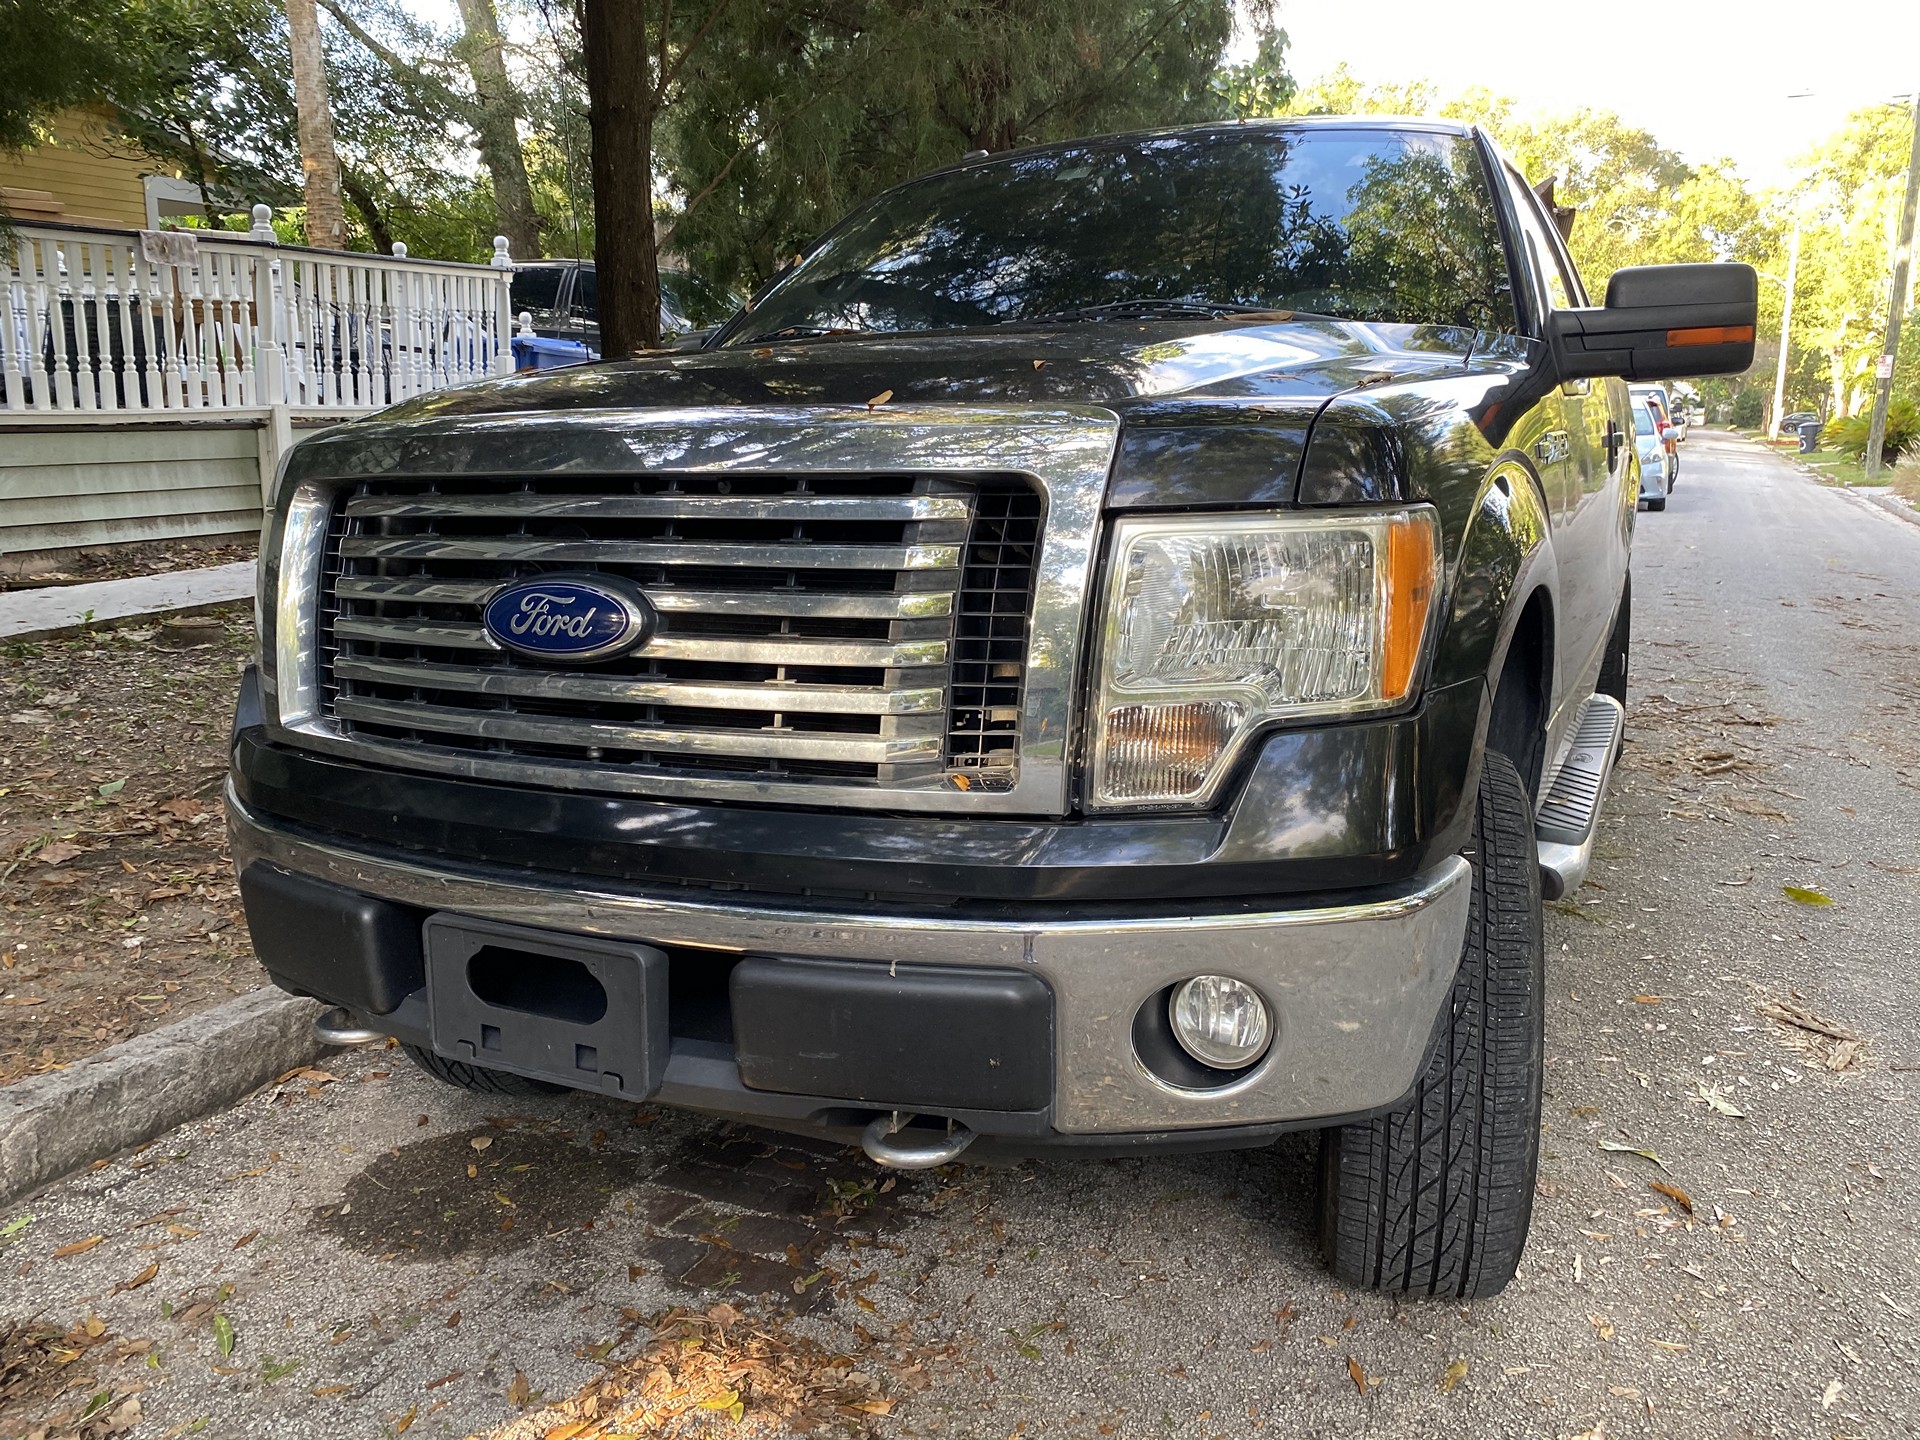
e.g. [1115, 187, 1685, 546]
[285, 0, 348, 249]
[455, 0, 542, 260]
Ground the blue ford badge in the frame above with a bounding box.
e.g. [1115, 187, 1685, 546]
[482, 574, 656, 663]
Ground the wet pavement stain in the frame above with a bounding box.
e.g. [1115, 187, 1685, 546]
[311, 1126, 647, 1261]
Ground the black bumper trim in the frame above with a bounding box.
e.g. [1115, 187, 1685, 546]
[230, 667, 1480, 905]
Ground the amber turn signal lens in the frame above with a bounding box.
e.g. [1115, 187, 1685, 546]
[1666, 324, 1753, 348]
[1381, 513, 1439, 701]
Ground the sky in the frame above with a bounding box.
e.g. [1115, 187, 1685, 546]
[1257, 0, 1920, 186]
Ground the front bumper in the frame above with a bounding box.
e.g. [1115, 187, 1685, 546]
[228, 789, 1471, 1148]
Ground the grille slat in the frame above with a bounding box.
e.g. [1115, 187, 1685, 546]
[342, 492, 972, 523]
[331, 616, 948, 668]
[335, 536, 961, 570]
[332, 576, 956, 620]
[314, 472, 1041, 795]
[332, 696, 943, 764]
[332, 656, 945, 715]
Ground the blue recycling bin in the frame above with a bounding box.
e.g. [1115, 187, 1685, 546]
[511, 335, 597, 372]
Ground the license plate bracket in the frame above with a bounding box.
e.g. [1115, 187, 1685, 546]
[424, 915, 668, 1098]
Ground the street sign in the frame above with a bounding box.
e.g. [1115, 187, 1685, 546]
[1878, 355, 1896, 380]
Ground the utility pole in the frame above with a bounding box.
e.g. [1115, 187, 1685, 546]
[1864, 92, 1920, 480]
[1768, 215, 1803, 441]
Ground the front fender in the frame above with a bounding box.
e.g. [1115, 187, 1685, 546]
[1430, 453, 1558, 694]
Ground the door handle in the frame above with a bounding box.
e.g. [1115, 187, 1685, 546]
[1604, 421, 1622, 471]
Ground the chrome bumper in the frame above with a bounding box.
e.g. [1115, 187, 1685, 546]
[228, 788, 1471, 1135]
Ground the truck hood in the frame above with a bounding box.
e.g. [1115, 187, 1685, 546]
[381, 319, 1521, 422]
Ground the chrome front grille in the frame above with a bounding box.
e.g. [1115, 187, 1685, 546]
[315, 473, 1037, 791]
[267, 404, 1121, 815]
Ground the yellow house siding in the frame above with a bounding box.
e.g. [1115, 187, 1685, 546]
[0, 111, 158, 230]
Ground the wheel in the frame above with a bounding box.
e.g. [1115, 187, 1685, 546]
[1318, 750, 1545, 1298]
[403, 1044, 567, 1096]
[1646, 497, 1666, 511]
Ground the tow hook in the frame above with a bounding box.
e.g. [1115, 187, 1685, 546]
[312, 1006, 384, 1046]
[860, 1112, 977, 1169]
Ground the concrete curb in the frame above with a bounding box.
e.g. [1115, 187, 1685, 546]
[1869, 491, 1920, 531]
[0, 988, 327, 1207]
[0, 561, 256, 644]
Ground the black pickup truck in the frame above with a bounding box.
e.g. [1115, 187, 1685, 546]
[230, 117, 1755, 1297]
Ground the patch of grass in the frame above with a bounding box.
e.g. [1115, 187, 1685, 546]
[1800, 447, 1869, 487]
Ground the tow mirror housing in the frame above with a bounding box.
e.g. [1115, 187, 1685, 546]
[1547, 263, 1757, 381]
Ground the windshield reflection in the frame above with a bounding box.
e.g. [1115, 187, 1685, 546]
[729, 128, 1517, 344]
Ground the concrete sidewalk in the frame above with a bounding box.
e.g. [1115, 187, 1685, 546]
[0, 561, 255, 641]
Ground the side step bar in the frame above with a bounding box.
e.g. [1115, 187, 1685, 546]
[1536, 694, 1625, 901]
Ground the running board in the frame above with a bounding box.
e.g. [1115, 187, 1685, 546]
[1535, 693, 1625, 901]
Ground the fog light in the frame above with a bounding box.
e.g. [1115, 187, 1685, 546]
[1169, 975, 1272, 1070]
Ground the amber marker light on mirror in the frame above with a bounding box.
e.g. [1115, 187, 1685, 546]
[1667, 324, 1754, 347]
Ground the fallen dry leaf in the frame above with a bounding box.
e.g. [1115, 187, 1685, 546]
[866, 388, 893, 409]
[1650, 1181, 1695, 1214]
[52, 1235, 104, 1258]
[112, 1261, 161, 1293]
[508, 1370, 533, 1407]
[1439, 1357, 1469, 1393]
[1782, 885, 1833, 907]
[1597, 1139, 1666, 1170]
[1346, 1355, 1368, 1394]
[392, 1403, 418, 1433]
[33, 841, 84, 867]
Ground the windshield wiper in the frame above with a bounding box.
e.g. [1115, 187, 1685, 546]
[1022, 298, 1292, 325]
[736, 323, 872, 343]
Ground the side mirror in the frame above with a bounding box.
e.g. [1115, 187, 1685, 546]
[1546, 263, 1757, 381]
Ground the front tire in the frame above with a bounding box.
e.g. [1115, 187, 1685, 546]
[1317, 750, 1545, 1298]
[404, 1044, 567, 1096]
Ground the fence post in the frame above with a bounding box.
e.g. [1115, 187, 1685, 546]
[490, 234, 515, 376]
[249, 205, 288, 406]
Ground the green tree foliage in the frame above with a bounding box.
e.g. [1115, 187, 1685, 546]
[1782, 105, 1917, 419]
[0, 0, 138, 153]
[661, 1, 1277, 293]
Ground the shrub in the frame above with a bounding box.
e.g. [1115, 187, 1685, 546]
[1730, 389, 1765, 427]
[1820, 399, 1920, 467]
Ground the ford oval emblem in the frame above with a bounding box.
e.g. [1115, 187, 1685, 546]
[481, 574, 656, 663]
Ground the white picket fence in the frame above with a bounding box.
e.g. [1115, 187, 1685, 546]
[2, 206, 515, 416]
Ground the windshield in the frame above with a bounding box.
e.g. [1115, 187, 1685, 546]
[1634, 405, 1656, 436]
[727, 128, 1516, 344]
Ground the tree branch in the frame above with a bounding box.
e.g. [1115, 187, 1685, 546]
[316, 0, 483, 129]
[657, 0, 733, 103]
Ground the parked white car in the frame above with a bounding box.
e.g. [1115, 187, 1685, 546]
[1634, 396, 1670, 510]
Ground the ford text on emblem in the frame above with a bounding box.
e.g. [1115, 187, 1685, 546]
[481, 574, 657, 663]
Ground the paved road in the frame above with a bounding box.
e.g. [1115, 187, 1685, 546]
[7, 432, 1920, 1440]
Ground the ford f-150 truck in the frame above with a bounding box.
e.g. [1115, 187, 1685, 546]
[230, 118, 1756, 1297]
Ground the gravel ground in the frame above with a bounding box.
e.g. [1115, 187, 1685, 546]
[3, 432, 1918, 1440]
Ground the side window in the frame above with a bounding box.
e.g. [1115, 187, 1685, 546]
[509, 266, 564, 319]
[568, 268, 596, 323]
[1505, 167, 1584, 313]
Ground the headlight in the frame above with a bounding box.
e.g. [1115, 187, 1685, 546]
[1087, 507, 1441, 807]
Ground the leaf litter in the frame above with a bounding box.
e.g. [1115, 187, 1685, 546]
[479, 1301, 941, 1438]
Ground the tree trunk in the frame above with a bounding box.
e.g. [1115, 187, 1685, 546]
[285, 0, 348, 249]
[582, 0, 661, 352]
[455, 0, 542, 260]
[341, 167, 395, 256]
